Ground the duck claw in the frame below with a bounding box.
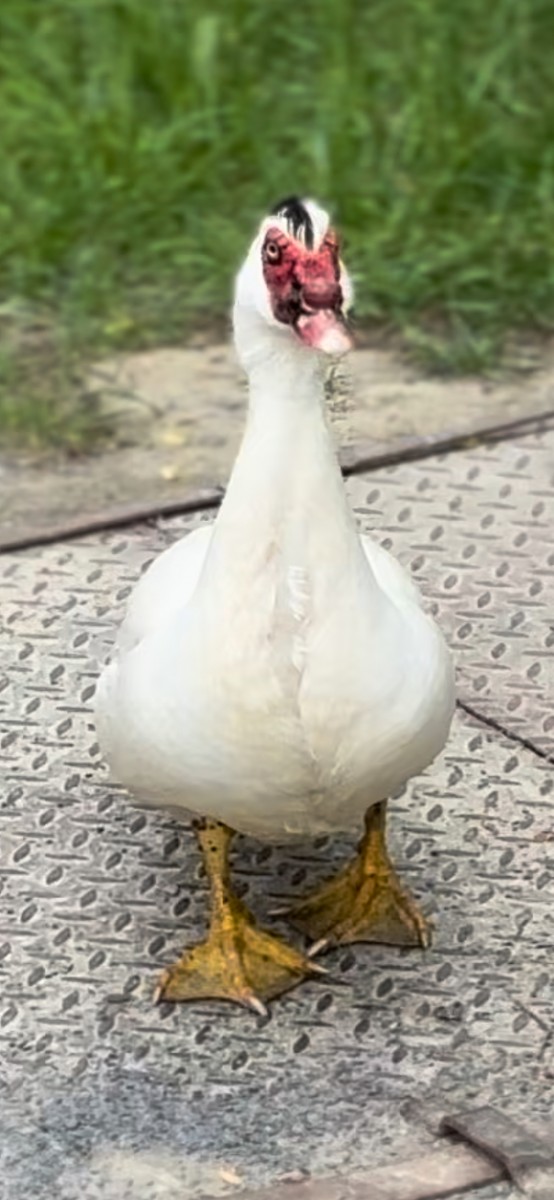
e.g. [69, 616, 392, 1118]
[308, 937, 331, 958]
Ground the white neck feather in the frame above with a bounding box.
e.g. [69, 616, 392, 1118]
[196, 316, 370, 601]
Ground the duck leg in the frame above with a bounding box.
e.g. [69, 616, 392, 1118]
[285, 801, 431, 955]
[155, 819, 323, 1013]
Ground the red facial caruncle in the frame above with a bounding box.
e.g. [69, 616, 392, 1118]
[261, 226, 351, 354]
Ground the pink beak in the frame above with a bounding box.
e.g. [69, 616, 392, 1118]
[293, 275, 351, 354]
[295, 309, 352, 354]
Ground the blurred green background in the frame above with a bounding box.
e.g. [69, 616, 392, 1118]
[1, 0, 554, 446]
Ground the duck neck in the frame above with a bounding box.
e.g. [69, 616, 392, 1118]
[228, 336, 346, 513]
[198, 332, 362, 594]
[243, 341, 329, 466]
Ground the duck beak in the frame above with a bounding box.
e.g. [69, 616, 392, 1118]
[295, 308, 352, 354]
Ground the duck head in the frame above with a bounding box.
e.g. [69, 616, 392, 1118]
[234, 197, 353, 369]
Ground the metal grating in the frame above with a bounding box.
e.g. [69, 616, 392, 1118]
[0, 432, 553, 1199]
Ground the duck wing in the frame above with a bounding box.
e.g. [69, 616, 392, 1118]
[116, 524, 213, 655]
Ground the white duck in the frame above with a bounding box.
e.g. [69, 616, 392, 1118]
[95, 198, 455, 1015]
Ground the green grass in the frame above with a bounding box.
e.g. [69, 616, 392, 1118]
[1, 0, 554, 445]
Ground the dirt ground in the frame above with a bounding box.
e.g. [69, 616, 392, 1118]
[2, 341, 554, 543]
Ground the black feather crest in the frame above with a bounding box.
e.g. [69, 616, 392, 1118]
[270, 196, 314, 249]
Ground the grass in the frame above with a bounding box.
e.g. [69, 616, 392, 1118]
[1, 0, 554, 446]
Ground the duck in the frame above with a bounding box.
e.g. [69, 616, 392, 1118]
[95, 197, 455, 1016]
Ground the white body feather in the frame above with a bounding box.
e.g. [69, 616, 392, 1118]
[95, 204, 454, 840]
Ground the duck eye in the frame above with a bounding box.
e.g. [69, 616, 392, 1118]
[265, 240, 281, 264]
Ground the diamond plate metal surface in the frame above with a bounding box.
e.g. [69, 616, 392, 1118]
[0, 432, 553, 1200]
[349, 430, 554, 759]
